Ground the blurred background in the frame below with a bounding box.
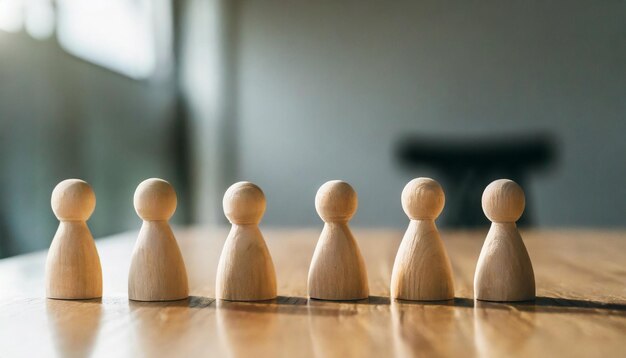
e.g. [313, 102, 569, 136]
[0, 0, 624, 257]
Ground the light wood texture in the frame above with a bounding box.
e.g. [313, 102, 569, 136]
[391, 178, 454, 300]
[216, 182, 277, 301]
[308, 181, 369, 300]
[475, 179, 535, 301]
[1, 228, 626, 357]
[45, 179, 102, 299]
[128, 179, 189, 301]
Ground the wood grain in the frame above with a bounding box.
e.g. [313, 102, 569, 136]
[391, 220, 455, 301]
[475, 179, 535, 302]
[216, 182, 277, 301]
[308, 181, 369, 300]
[46, 179, 102, 300]
[216, 224, 277, 301]
[390, 178, 454, 301]
[128, 179, 189, 301]
[1, 227, 626, 357]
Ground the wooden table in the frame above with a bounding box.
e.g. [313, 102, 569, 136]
[0, 227, 625, 357]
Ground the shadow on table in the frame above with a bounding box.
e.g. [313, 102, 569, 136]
[467, 296, 626, 316]
[127, 294, 626, 317]
[213, 295, 402, 316]
[128, 295, 215, 309]
[217, 296, 357, 317]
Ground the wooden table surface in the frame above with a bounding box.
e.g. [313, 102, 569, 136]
[0, 227, 625, 357]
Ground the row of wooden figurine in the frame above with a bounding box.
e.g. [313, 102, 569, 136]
[45, 177, 535, 303]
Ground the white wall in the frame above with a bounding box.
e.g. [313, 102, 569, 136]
[231, 0, 626, 227]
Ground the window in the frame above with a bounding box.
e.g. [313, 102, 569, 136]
[0, 0, 172, 80]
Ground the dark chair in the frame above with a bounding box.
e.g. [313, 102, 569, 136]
[395, 133, 556, 227]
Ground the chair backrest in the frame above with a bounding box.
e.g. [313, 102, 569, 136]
[395, 133, 556, 227]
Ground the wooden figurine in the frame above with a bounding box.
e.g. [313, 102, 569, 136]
[308, 180, 369, 300]
[216, 181, 277, 301]
[46, 179, 103, 299]
[128, 178, 189, 301]
[390, 178, 454, 301]
[474, 179, 535, 302]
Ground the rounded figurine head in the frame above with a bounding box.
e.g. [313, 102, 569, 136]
[223, 181, 266, 224]
[315, 180, 357, 222]
[134, 178, 177, 221]
[51, 179, 96, 221]
[482, 179, 525, 223]
[401, 177, 445, 220]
